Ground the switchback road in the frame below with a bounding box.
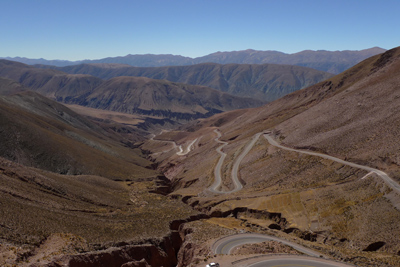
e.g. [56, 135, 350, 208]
[209, 130, 261, 194]
[177, 138, 198, 156]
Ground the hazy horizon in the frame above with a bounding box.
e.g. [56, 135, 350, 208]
[1, 0, 399, 60]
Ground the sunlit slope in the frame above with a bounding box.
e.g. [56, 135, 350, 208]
[152, 47, 400, 256]
[54, 62, 334, 102]
[0, 90, 155, 180]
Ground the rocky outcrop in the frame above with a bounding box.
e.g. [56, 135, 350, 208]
[41, 232, 181, 267]
[38, 213, 210, 267]
[121, 259, 151, 267]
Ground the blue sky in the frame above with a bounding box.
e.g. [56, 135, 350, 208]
[1, 0, 399, 60]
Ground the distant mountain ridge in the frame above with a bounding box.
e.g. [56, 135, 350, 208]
[2, 47, 385, 74]
[43, 62, 334, 102]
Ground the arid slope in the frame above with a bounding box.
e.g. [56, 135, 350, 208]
[0, 90, 154, 179]
[51, 62, 334, 102]
[68, 76, 265, 121]
[0, 80, 197, 267]
[0, 60, 264, 124]
[147, 47, 400, 265]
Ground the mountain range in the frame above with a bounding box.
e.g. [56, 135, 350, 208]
[3, 47, 385, 74]
[39, 62, 334, 102]
[1, 46, 399, 267]
[0, 60, 265, 125]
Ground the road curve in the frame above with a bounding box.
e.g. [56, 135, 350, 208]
[246, 255, 356, 267]
[209, 130, 228, 193]
[212, 234, 356, 267]
[176, 138, 198, 156]
[264, 133, 400, 194]
[212, 233, 322, 257]
[209, 130, 261, 194]
[148, 133, 177, 154]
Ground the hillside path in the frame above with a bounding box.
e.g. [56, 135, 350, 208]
[263, 133, 400, 194]
[176, 138, 198, 156]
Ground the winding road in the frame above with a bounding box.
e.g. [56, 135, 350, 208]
[208, 130, 262, 194]
[212, 233, 322, 257]
[206, 130, 399, 266]
[263, 133, 400, 194]
[149, 133, 198, 156]
[212, 234, 356, 267]
[177, 138, 198, 156]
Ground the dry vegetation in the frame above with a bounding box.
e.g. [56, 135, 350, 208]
[143, 48, 400, 267]
[0, 91, 155, 180]
[0, 157, 196, 266]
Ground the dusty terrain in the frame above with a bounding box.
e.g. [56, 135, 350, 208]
[143, 48, 400, 267]
[1, 48, 400, 267]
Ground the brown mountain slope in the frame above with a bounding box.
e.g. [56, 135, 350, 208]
[0, 59, 103, 100]
[68, 76, 264, 121]
[0, 75, 198, 267]
[0, 60, 264, 125]
[146, 47, 400, 264]
[0, 90, 155, 179]
[52, 62, 334, 102]
[0, 155, 196, 266]
[0, 77, 25, 95]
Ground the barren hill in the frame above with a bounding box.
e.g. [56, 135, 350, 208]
[145, 47, 400, 265]
[0, 77, 199, 267]
[0, 76, 25, 95]
[52, 62, 334, 102]
[0, 90, 154, 179]
[0, 60, 263, 124]
[68, 76, 264, 121]
[0, 59, 103, 100]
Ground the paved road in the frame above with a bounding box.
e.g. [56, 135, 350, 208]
[209, 129, 229, 193]
[212, 233, 322, 257]
[245, 255, 356, 267]
[209, 130, 261, 194]
[263, 133, 400, 194]
[149, 133, 198, 156]
[212, 234, 357, 267]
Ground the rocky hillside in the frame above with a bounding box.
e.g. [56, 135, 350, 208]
[144, 47, 400, 266]
[50, 62, 334, 102]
